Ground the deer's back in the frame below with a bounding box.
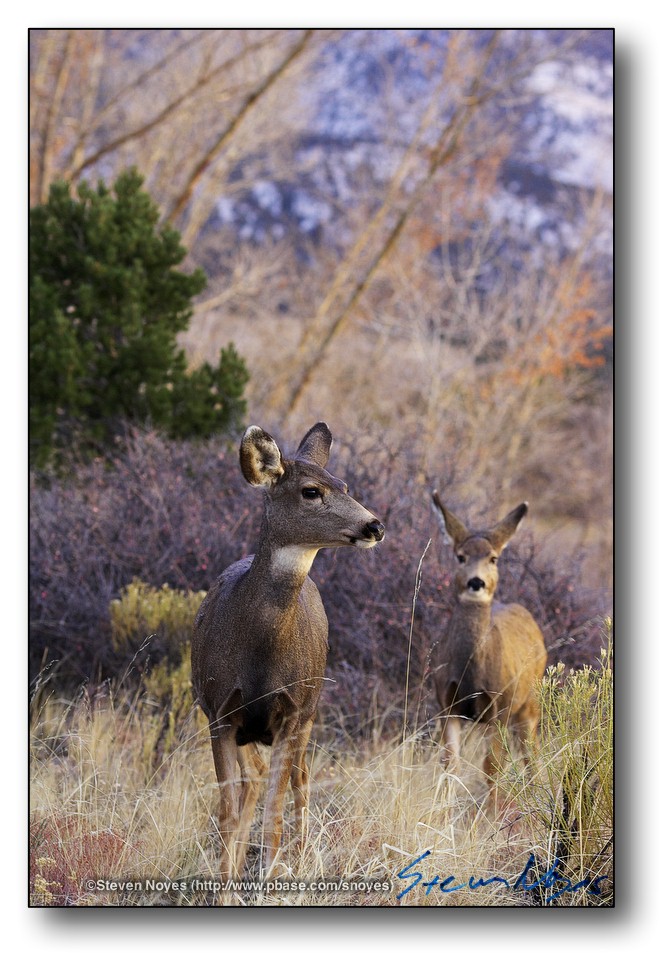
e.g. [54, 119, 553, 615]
[487, 602, 547, 712]
[491, 602, 547, 676]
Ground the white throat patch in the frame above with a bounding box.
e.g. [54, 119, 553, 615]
[272, 545, 319, 577]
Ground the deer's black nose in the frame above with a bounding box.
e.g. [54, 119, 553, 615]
[468, 577, 485, 591]
[364, 520, 385, 542]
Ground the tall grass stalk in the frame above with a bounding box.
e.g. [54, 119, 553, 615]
[402, 538, 432, 745]
[29, 625, 613, 907]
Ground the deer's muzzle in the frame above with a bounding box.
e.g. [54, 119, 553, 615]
[364, 519, 385, 542]
[467, 576, 486, 591]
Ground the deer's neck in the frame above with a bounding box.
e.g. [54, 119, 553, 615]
[269, 543, 319, 581]
[247, 529, 319, 609]
[451, 599, 493, 649]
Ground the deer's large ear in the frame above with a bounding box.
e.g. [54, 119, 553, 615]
[240, 426, 285, 486]
[432, 491, 469, 547]
[488, 502, 528, 552]
[295, 422, 332, 467]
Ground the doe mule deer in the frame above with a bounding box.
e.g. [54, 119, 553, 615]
[430, 492, 547, 800]
[192, 423, 385, 877]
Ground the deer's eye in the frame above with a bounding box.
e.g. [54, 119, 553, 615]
[457, 554, 466, 564]
[302, 487, 322, 500]
[490, 556, 498, 565]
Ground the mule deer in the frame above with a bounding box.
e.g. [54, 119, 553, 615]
[430, 492, 547, 800]
[192, 423, 385, 877]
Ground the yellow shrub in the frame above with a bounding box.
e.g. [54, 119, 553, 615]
[504, 620, 613, 905]
[109, 580, 207, 760]
[110, 578, 206, 654]
[142, 645, 200, 757]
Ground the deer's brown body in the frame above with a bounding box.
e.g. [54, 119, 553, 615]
[430, 493, 547, 797]
[192, 423, 384, 877]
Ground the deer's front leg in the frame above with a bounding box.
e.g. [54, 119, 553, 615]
[261, 720, 297, 875]
[210, 723, 240, 879]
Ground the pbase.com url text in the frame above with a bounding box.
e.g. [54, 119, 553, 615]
[88, 878, 392, 895]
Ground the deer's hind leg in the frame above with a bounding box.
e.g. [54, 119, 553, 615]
[510, 697, 541, 767]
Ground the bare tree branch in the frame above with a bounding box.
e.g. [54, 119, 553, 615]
[69, 32, 279, 180]
[279, 31, 502, 419]
[163, 29, 314, 232]
[70, 32, 105, 174]
[36, 30, 75, 204]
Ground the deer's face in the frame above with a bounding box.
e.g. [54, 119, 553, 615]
[266, 459, 385, 551]
[240, 423, 384, 566]
[453, 535, 500, 605]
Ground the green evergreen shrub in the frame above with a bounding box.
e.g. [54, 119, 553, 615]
[29, 168, 248, 466]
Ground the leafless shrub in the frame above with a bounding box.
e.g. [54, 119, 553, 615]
[30, 429, 608, 730]
[30, 430, 257, 682]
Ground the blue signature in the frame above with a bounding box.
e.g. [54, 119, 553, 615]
[396, 850, 609, 903]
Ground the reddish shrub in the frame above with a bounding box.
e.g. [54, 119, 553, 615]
[30, 428, 609, 730]
[30, 430, 257, 682]
[30, 814, 139, 906]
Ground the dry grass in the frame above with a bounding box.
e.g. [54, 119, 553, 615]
[29, 632, 612, 908]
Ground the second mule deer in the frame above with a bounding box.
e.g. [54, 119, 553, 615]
[430, 492, 547, 800]
[192, 423, 384, 877]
